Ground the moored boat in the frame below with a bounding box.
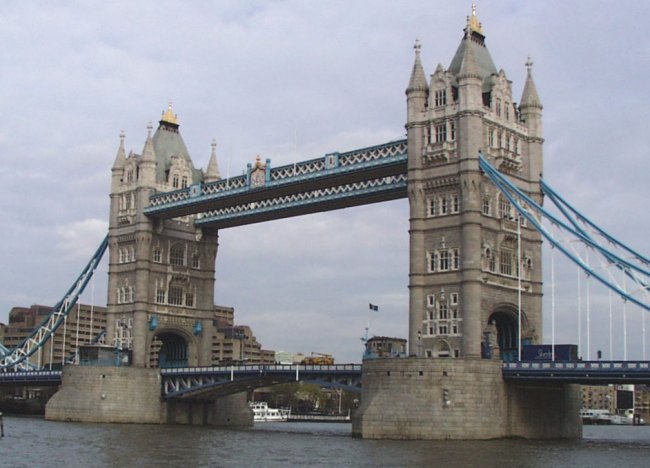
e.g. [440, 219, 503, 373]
[249, 401, 290, 422]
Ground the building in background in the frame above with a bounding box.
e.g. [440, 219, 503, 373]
[1, 303, 274, 368]
[1, 304, 107, 368]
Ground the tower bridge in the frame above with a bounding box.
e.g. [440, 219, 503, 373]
[1, 4, 649, 439]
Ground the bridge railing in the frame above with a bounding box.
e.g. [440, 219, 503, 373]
[160, 363, 362, 375]
[503, 361, 650, 371]
[147, 139, 407, 210]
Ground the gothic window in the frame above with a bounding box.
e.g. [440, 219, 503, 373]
[436, 124, 447, 143]
[126, 169, 134, 183]
[172, 175, 179, 189]
[500, 248, 514, 276]
[452, 194, 460, 213]
[155, 288, 166, 304]
[124, 194, 132, 210]
[127, 286, 134, 303]
[452, 249, 460, 270]
[489, 253, 497, 273]
[452, 324, 459, 334]
[449, 121, 456, 141]
[450, 293, 459, 305]
[439, 303, 449, 320]
[428, 310, 435, 320]
[488, 128, 495, 148]
[429, 248, 460, 273]
[185, 291, 194, 307]
[168, 286, 183, 305]
[169, 243, 185, 266]
[482, 195, 491, 215]
[434, 89, 447, 107]
[496, 98, 502, 117]
[426, 126, 432, 144]
[439, 250, 450, 271]
[191, 253, 200, 269]
[181, 176, 188, 189]
[428, 197, 437, 217]
[153, 247, 162, 263]
[118, 249, 125, 264]
[505, 102, 510, 120]
[438, 324, 449, 335]
[427, 294, 435, 307]
[440, 197, 449, 215]
[498, 195, 514, 220]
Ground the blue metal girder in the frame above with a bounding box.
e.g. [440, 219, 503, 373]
[144, 139, 407, 224]
[0, 370, 62, 386]
[161, 364, 362, 399]
[195, 175, 407, 229]
[502, 361, 650, 384]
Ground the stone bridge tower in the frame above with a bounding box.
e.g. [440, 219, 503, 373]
[107, 105, 221, 368]
[406, 6, 544, 359]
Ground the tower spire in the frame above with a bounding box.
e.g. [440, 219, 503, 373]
[520, 56, 542, 109]
[406, 39, 428, 94]
[466, 1, 483, 35]
[112, 130, 126, 170]
[205, 139, 221, 183]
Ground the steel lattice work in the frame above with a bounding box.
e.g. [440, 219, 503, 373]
[479, 154, 650, 313]
[161, 364, 362, 399]
[144, 139, 408, 223]
[0, 236, 108, 372]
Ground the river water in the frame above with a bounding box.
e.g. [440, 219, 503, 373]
[1, 416, 650, 467]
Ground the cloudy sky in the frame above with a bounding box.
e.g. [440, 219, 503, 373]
[0, 1, 648, 363]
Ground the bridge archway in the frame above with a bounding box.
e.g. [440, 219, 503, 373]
[432, 339, 452, 358]
[488, 306, 529, 362]
[149, 330, 193, 368]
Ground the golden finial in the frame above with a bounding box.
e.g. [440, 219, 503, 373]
[161, 102, 178, 125]
[468, 1, 483, 34]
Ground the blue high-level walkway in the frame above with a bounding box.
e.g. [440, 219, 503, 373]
[144, 139, 407, 229]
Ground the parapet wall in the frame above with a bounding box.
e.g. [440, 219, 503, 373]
[352, 357, 581, 440]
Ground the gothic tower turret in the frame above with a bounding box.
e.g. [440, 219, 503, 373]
[406, 4, 544, 359]
[107, 104, 219, 368]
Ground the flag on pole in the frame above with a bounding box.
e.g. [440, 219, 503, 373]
[369, 303, 379, 312]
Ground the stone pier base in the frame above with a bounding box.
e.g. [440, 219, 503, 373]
[352, 357, 581, 440]
[45, 366, 253, 427]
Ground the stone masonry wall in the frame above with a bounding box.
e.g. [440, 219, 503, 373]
[46, 366, 162, 424]
[353, 357, 507, 439]
[353, 357, 582, 440]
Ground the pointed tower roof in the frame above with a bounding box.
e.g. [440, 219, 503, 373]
[520, 57, 542, 109]
[204, 139, 221, 183]
[151, 103, 202, 184]
[112, 131, 127, 170]
[406, 39, 428, 93]
[457, 35, 481, 80]
[448, 3, 497, 91]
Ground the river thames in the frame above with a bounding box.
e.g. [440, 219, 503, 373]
[1, 416, 649, 467]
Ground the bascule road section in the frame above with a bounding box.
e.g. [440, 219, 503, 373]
[161, 364, 362, 400]
[143, 140, 408, 228]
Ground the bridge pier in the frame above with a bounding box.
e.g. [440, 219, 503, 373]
[352, 357, 581, 440]
[45, 366, 252, 427]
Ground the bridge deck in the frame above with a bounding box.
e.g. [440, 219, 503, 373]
[3, 361, 650, 390]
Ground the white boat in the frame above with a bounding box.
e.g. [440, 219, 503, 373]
[580, 409, 645, 425]
[249, 402, 290, 422]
